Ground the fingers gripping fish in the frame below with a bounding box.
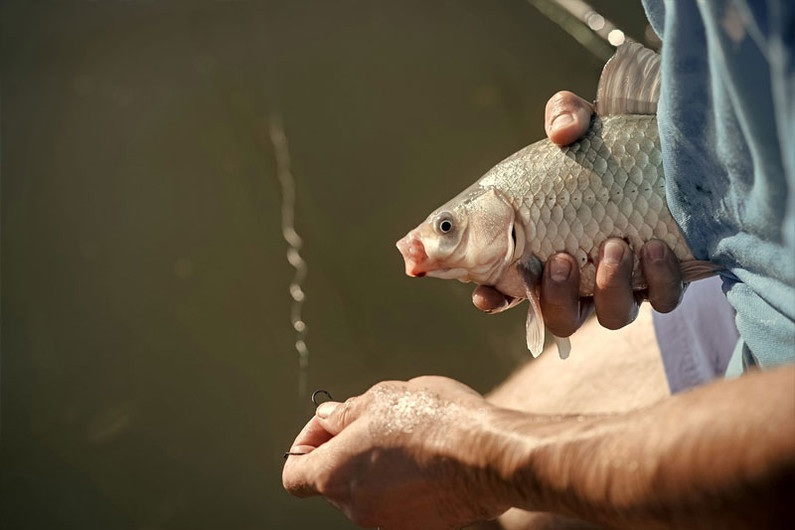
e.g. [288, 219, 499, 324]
[396, 43, 721, 359]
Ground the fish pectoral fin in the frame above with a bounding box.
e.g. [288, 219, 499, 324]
[525, 287, 545, 357]
[553, 335, 571, 360]
[679, 260, 724, 283]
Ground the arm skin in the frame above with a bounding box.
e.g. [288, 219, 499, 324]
[483, 304, 669, 529]
[491, 364, 795, 529]
[283, 365, 795, 529]
[473, 91, 685, 336]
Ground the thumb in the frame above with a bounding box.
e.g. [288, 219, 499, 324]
[545, 90, 593, 146]
[316, 398, 361, 436]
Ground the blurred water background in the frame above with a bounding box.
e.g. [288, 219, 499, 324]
[1, 1, 650, 528]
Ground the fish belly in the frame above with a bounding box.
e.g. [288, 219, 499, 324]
[487, 115, 694, 296]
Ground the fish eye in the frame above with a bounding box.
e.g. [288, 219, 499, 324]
[435, 213, 454, 235]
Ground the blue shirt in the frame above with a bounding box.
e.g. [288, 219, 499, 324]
[643, 0, 795, 373]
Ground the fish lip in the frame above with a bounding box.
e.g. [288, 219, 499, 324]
[426, 267, 470, 281]
[397, 234, 435, 277]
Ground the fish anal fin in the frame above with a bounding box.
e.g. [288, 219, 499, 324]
[679, 260, 723, 283]
[596, 41, 661, 116]
[554, 335, 571, 360]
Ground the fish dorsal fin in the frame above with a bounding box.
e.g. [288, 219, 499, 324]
[596, 41, 661, 116]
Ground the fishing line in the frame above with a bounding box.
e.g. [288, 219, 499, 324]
[268, 115, 310, 421]
[525, 0, 625, 61]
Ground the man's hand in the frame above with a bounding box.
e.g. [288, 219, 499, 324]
[282, 377, 511, 529]
[284, 367, 795, 529]
[473, 91, 684, 335]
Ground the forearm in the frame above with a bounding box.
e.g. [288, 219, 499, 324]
[487, 303, 669, 416]
[487, 365, 795, 528]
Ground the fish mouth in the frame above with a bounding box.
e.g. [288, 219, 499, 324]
[396, 234, 438, 277]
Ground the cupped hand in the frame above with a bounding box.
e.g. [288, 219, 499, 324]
[282, 376, 511, 529]
[472, 91, 684, 336]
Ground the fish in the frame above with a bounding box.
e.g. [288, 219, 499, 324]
[395, 42, 721, 359]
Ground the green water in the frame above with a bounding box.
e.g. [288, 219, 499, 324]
[1, 1, 649, 528]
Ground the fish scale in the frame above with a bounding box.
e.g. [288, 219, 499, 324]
[482, 114, 693, 295]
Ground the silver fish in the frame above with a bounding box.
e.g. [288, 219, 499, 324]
[396, 43, 720, 358]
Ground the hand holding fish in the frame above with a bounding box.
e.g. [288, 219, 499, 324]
[398, 44, 720, 356]
[282, 376, 511, 529]
[472, 91, 685, 337]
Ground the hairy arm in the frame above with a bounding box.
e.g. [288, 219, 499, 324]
[487, 365, 795, 529]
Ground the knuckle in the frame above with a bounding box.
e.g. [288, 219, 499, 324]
[315, 469, 334, 495]
[542, 283, 578, 307]
[341, 395, 357, 415]
[595, 271, 623, 293]
[329, 396, 358, 429]
[408, 374, 445, 387]
[316, 469, 350, 502]
[368, 380, 398, 396]
[596, 266, 632, 293]
[282, 474, 313, 498]
[282, 477, 299, 495]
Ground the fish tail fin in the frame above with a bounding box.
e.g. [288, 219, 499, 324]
[679, 260, 724, 283]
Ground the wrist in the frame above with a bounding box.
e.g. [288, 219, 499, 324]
[482, 407, 640, 522]
[477, 406, 568, 511]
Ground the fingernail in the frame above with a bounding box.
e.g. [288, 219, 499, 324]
[316, 402, 338, 419]
[550, 257, 571, 282]
[484, 298, 509, 314]
[602, 239, 625, 266]
[645, 240, 665, 261]
[550, 112, 574, 133]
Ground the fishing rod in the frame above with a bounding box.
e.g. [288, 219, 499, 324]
[525, 0, 627, 61]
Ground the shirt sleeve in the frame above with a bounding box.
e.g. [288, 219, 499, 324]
[646, 0, 795, 372]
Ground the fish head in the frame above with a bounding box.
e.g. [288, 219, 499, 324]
[396, 187, 518, 285]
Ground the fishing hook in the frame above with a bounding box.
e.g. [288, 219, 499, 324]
[311, 389, 333, 407]
[283, 390, 335, 458]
